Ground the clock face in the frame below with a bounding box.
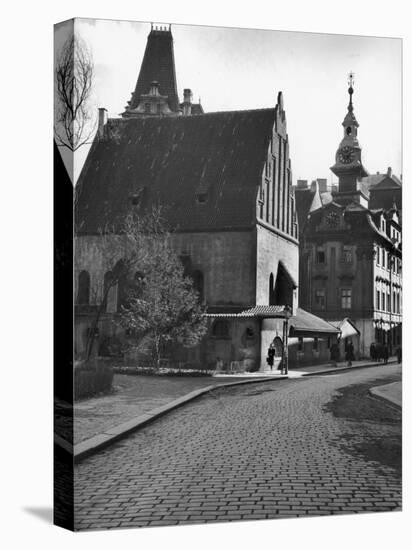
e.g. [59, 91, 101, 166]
[326, 211, 339, 228]
[338, 146, 355, 164]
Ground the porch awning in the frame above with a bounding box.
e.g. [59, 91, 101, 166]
[289, 308, 340, 337]
[204, 305, 288, 319]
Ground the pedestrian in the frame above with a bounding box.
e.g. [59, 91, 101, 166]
[397, 346, 402, 364]
[370, 342, 376, 361]
[330, 342, 340, 366]
[345, 340, 355, 367]
[382, 344, 389, 365]
[266, 345, 275, 371]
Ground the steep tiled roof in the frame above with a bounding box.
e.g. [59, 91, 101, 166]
[76, 109, 276, 233]
[128, 29, 180, 113]
[294, 189, 316, 230]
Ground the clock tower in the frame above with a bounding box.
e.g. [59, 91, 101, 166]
[330, 73, 369, 207]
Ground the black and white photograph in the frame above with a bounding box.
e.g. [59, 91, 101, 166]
[53, 14, 402, 533]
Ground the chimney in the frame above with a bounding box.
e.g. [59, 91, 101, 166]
[387, 166, 392, 177]
[297, 179, 308, 189]
[98, 107, 108, 139]
[317, 178, 327, 193]
[183, 88, 192, 116]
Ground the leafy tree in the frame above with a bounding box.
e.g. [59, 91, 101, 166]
[118, 217, 207, 368]
[77, 207, 207, 366]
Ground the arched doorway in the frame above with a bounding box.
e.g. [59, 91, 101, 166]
[267, 336, 283, 371]
[273, 262, 295, 307]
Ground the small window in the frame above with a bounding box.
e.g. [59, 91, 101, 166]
[246, 327, 255, 339]
[346, 126, 352, 135]
[315, 288, 326, 310]
[316, 249, 326, 264]
[341, 288, 352, 310]
[77, 270, 90, 305]
[342, 245, 352, 263]
[196, 193, 208, 204]
[144, 103, 151, 113]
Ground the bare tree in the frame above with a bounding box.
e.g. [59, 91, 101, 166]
[55, 35, 96, 151]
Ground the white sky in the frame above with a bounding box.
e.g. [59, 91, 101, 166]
[57, 18, 402, 184]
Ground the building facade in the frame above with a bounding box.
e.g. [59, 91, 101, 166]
[299, 78, 402, 358]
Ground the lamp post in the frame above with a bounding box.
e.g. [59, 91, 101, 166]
[283, 305, 292, 375]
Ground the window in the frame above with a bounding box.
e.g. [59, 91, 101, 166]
[144, 103, 151, 113]
[316, 248, 326, 264]
[387, 292, 391, 312]
[393, 292, 396, 313]
[298, 337, 303, 352]
[103, 271, 117, 313]
[397, 292, 400, 314]
[341, 288, 352, 310]
[315, 288, 326, 310]
[376, 247, 380, 265]
[212, 320, 229, 338]
[382, 250, 386, 268]
[77, 270, 90, 305]
[313, 337, 319, 351]
[192, 270, 204, 302]
[342, 245, 353, 263]
[376, 290, 380, 310]
[382, 292, 385, 312]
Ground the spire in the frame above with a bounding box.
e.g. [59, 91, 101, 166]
[347, 71, 354, 113]
[122, 24, 180, 117]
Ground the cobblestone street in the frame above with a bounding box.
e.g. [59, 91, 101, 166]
[74, 364, 401, 530]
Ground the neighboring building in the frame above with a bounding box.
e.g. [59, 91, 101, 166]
[299, 78, 402, 358]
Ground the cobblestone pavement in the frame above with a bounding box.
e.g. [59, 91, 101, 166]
[74, 374, 251, 444]
[74, 364, 401, 530]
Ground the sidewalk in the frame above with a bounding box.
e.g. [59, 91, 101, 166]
[68, 357, 399, 462]
[370, 381, 402, 408]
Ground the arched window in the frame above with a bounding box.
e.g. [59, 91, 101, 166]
[272, 336, 283, 357]
[77, 270, 90, 305]
[192, 270, 204, 302]
[269, 273, 274, 305]
[103, 271, 118, 313]
[212, 320, 229, 339]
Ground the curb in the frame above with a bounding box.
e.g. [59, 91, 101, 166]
[69, 359, 397, 463]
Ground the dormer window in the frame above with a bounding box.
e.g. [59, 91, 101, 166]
[196, 193, 208, 204]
